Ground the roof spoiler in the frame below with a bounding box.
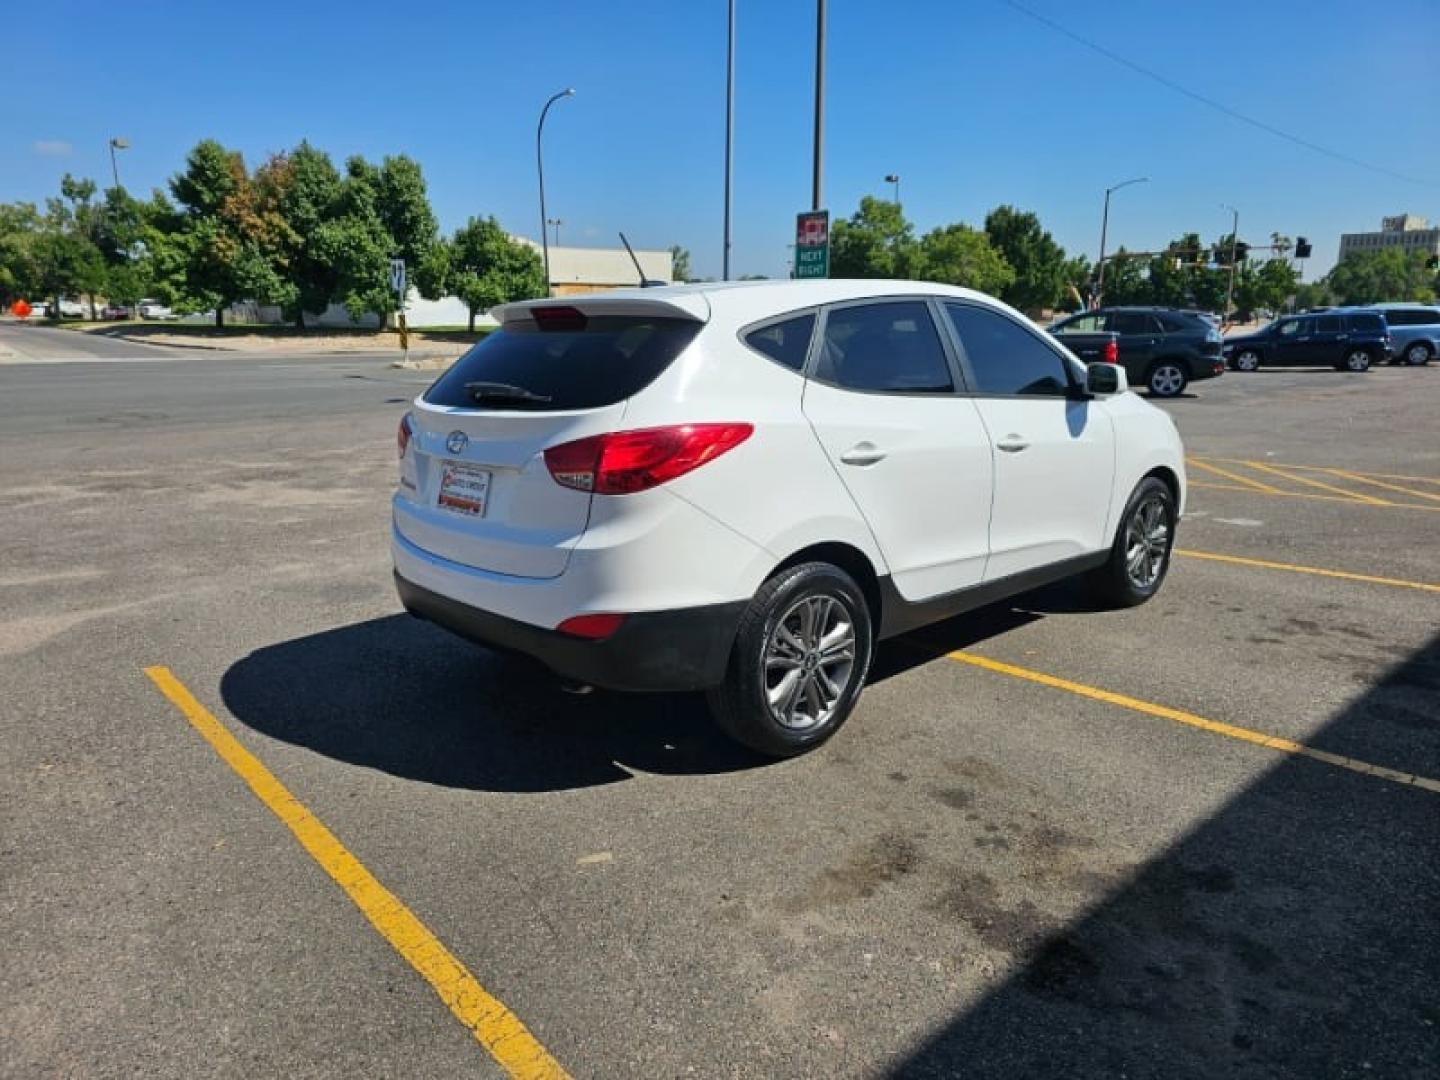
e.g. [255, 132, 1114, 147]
[495, 292, 711, 325]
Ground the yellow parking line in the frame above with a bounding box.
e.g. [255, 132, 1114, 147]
[1199, 456, 1440, 486]
[1326, 470, 1440, 504]
[1240, 460, 1390, 505]
[1187, 480, 1255, 494]
[1187, 478, 1440, 513]
[1175, 549, 1440, 593]
[945, 652, 1440, 795]
[1185, 457, 1282, 493]
[143, 666, 571, 1080]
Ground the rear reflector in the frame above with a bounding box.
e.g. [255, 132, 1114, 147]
[544, 423, 754, 495]
[531, 305, 587, 331]
[556, 613, 626, 640]
[1103, 340, 1119, 364]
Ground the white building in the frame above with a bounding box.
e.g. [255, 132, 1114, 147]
[1338, 213, 1440, 261]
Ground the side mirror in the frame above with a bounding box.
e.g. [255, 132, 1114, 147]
[1085, 362, 1127, 396]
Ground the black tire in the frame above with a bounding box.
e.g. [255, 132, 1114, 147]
[706, 562, 873, 757]
[1232, 348, 1262, 372]
[1088, 477, 1176, 609]
[1403, 342, 1433, 367]
[1146, 360, 1189, 398]
[1336, 347, 1373, 373]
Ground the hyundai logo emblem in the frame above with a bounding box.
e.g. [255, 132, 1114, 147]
[446, 430, 469, 455]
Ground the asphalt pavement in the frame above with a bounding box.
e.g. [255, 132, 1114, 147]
[2, 338, 1436, 1078]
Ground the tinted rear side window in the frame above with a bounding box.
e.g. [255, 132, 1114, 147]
[425, 316, 702, 410]
[1110, 312, 1158, 336]
[744, 313, 815, 371]
[813, 301, 953, 393]
[1316, 315, 1344, 333]
[1382, 308, 1440, 326]
[1346, 313, 1385, 333]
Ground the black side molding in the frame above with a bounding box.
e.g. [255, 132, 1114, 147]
[876, 552, 1108, 640]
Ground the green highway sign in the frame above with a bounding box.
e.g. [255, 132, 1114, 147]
[795, 210, 830, 279]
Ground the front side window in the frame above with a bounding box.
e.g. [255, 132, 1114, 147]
[1276, 318, 1304, 338]
[744, 313, 815, 371]
[945, 303, 1072, 397]
[813, 301, 953, 393]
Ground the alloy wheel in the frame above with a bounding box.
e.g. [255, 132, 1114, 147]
[1124, 496, 1169, 589]
[1406, 344, 1431, 366]
[1150, 364, 1185, 397]
[1236, 351, 1260, 372]
[1345, 349, 1370, 372]
[763, 594, 857, 731]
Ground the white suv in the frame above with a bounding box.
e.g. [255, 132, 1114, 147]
[392, 280, 1185, 756]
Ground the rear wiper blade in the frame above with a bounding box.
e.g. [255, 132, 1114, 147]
[464, 381, 553, 404]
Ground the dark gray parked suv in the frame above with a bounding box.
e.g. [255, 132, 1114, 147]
[1049, 306, 1226, 397]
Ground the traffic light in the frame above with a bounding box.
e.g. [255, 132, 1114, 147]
[1295, 237, 1312, 259]
[1235, 241, 1251, 262]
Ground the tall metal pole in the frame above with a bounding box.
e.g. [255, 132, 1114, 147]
[811, 0, 826, 211]
[109, 142, 120, 189]
[1223, 204, 1239, 322]
[537, 89, 574, 297]
[723, 0, 735, 281]
[1094, 175, 1148, 307]
[885, 173, 900, 207]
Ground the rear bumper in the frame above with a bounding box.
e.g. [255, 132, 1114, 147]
[394, 571, 745, 692]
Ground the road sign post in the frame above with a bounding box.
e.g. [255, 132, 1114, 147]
[794, 210, 830, 279]
[389, 258, 409, 361]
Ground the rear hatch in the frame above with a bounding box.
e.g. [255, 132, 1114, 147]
[396, 298, 705, 579]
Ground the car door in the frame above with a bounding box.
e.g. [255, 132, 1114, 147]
[801, 299, 994, 602]
[1308, 313, 1346, 362]
[1108, 310, 1160, 372]
[1272, 316, 1310, 365]
[941, 301, 1117, 581]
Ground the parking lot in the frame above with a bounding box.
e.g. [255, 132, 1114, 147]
[2, 324, 1437, 1078]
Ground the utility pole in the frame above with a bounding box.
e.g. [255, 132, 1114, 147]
[812, 0, 826, 212]
[108, 136, 130, 190]
[1095, 176, 1147, 308]
[1222, 204, 1239, 322]
[537, 88, 575, 297]
[723, 0, 735, 281]
[885, 173, 900, 208]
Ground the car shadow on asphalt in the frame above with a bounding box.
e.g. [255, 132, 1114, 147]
[220, 586, 1082, 793]
[888, 629, 1440, 1078]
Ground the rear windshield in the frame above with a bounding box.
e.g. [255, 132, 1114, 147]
[425, 316, 702, 410]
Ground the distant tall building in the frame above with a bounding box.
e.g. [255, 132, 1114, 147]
[1338, 213, 1440, 261]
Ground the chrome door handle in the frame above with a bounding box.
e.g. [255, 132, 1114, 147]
[996, 435, 1030, 453]
[839, 442, 886, 466]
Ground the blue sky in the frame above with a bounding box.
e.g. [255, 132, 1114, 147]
[5, 0, 1437, 280]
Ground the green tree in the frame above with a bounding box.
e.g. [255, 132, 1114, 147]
[168, 140, 294, 325]
[260, 143, 344, 327]
[321, 154, 441, 326]
[982, 205, 1067, 313]
[1058, 254, 1092, 312]
[916, 224, 1015, 295]
[1233, 258, 1299, 317]
[1099, 248, 1147, 305]
[0, 202, 43, 305]
[1291, 280, 1332, 311]
[830, 196, 921, 278]
[439, 216, 546, 331]
[669, 245, 692, 283]
[1326, 248, 1436, 305]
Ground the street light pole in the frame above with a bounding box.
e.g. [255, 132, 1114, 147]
[811, 0, 826, 211]
[723, 0, 735, 281]
[547, 218, 563, 247]
[1222, 204, 1239, 322]
[536, 88, 574, 297]
[108, 136, 130, 190]
[1095, 175, 1147, 307]
[884, 173, 900, 209]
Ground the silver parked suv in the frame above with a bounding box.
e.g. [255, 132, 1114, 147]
[1367, 304, 1440, 366]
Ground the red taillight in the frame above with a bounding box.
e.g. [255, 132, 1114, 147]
[397, 414, 414, 458]
[1103, 340, 1119, 364]
[544, 423, 754, 495]
[556, 613, 626, 640]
